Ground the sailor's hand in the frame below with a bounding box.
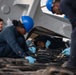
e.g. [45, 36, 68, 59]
[29, 47, 36, 53]
[25, 56, 36, 64]
[45, 40, 51, 48]
[62, 47, 70, 56]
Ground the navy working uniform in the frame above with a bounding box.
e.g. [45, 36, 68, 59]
[0, 25, 29, 58]
[60, 0, 76, 68]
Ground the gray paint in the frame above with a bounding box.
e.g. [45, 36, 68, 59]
[0, 0, 72, 38]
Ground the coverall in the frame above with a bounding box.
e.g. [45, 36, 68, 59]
[0, 26, 29, 58]
[60, 0, 76, 67]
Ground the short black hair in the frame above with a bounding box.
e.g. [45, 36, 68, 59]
[0, 18, 3, 22]
[34, 35, 50, 46]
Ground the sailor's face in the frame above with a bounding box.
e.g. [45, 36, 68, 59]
[19, 28, 26, 35]
[52, 2, 61, 15]
[17, 27, 26, 35]
[0, 21, 3, 31]
[37, 41, 45, 49]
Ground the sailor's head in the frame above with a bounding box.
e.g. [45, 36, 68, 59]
[46, 0, 62, 15]
[12, 16, 34, 35]
[0, 18, 4, 31]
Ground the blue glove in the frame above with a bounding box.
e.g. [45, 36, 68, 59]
[64, 15, 67, 19]
[45, 40, 51, 48]
[29, 47, 36, 53]
[62, 47, 70, 56]
[25, 56, 36, 64]
[26, 40, 32, 46]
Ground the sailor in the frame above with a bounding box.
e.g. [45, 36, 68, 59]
[34, 35, 66, 50]
[47, 0, 76, 69]
[0, 16, 36, 64]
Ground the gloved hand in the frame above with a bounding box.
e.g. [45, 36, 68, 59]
[25, 56, 36, 64]
[29, 46, 36, 53]
[26, 40, 32, 46]
[62, 47, 70, 56]
[45, 40, 51, 48]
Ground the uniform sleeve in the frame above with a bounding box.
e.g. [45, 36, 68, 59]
[3, 28, 26, 58]
[59, 0, 76, 25]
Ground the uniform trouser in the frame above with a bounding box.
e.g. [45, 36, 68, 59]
[68, 27, 76, 67]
